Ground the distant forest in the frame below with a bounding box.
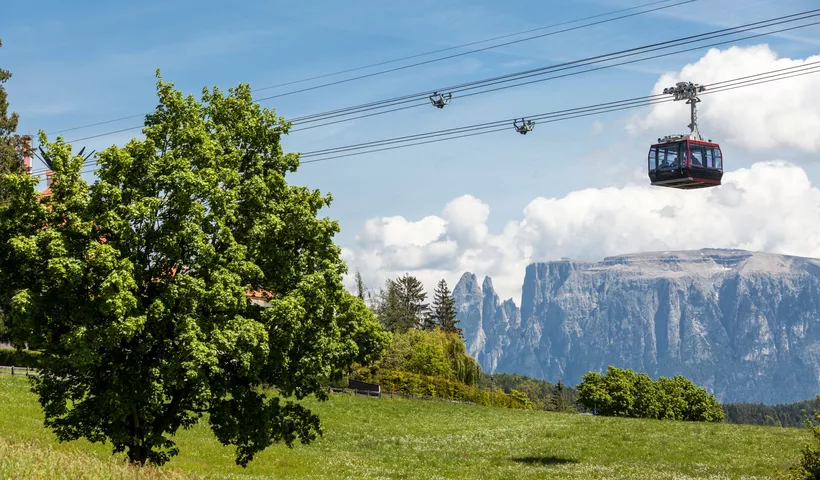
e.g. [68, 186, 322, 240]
[722, 398, 820, 428]
[483, 371, 820, 428]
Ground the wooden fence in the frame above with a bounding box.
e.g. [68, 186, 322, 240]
[327, 386, 479, 406]
[0, 365, 40, 377]
[0, 365, 478, 406]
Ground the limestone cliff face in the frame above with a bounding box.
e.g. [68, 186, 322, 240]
[454, 249, 820, 404]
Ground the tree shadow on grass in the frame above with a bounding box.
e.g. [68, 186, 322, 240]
[511, 455, 580, 466]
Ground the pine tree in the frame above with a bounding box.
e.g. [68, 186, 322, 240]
[430, 279, 460, 336]
[374, 279, 413, 333]
[554, 379, 569, 412]
[374, 274, 428, 332]
[394, 273, 429, 329]
[0, 39, 25, 178]
[354, 269, 366, 300]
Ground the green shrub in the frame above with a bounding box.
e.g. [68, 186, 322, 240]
[781, 395, 820, 480]
[358, 369, 530, 409]
[0, 348, 41, 368]
[577, 366, 723, 423]
[377, 328, 481, 386]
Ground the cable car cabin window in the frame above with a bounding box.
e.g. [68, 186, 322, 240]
[712, 148, 723, 169]
[657, 143, 681, 170]
[690, 145, 706, 167]
[704, 147, 722, 169]
[648, 147, 658, 172]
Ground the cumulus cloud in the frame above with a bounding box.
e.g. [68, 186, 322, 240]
[626, 45, 820, 154]
[344, 161, 820, 303]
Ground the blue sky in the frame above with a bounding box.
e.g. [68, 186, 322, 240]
[2, 0, 820, 275]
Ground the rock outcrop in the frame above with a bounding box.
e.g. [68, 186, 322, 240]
[454, 249, 820, 404]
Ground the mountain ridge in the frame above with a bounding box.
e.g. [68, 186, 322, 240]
[453, 248, 820, 405]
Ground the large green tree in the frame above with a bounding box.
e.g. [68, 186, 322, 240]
[0, 71, 389, 467]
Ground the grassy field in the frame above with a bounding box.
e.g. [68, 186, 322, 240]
[0, 374, 810, 479]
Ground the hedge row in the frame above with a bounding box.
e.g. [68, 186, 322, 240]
[0, 348, 42, 369]
[358, 368, 531, 409]
[577, 366, 725, 423]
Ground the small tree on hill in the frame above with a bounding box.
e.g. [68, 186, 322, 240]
[429, 279, 460, 336]
[394, 273, 429, 324]
[354, 268, 366, 300]
[0, 71, 390, 467]
[785, 395, 820, 479]
[374, 278, 414, 332]
[375, 274, 428, 332]
[0, 39, 25, 178]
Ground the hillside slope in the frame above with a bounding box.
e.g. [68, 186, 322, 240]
[455, 248, 820, 404]
[0, 375, 808, 479]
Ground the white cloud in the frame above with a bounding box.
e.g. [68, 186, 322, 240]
[344, 161, 820, 303]
[626, 45, 820, 154]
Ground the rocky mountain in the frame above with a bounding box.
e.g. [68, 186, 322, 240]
[453, 249, 820, 405]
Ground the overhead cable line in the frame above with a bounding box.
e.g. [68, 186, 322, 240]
[69, 65, 820, 175]
[288, 15, 820, 133]
[56, 8, 820, 147]
[46, 0, 695, 137]
[250, 0, 698, 101]
[293, 65, 820, 164]
[44, 62, 820, 177]
[287, 8, 820, 124]
[253, 0, 690, 92]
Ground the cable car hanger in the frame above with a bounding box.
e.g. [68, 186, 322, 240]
[648, 80, 723, 190]
[514, 118, 535, 134]
[429, 92, 452, 109]
[661, 81, 706, 141]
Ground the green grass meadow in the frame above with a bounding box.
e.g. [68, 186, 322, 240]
[0, 375, 809, 479]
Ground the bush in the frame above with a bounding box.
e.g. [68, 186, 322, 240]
[577, 366, 723, 423]
[480, 373, 580, 412]
[0, 347, 41, 368]
[782, 395, 820, 479]
[377, 328, 481, 386]
[357, 368, 531, 409]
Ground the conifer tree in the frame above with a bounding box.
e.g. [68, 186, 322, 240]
[394, 273, 429, 328]
[354, 269, 366, 300]
[0, 39, 25, 178]
[374, 274, 428, 332]
[430, 279, 460, 336]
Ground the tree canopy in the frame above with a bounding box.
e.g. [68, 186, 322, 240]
[0, 38, 27, 343]
[0, 71, 390, 467]
[577, 366, 724, 423]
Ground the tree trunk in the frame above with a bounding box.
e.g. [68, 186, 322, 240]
[127, 444, 150, 466]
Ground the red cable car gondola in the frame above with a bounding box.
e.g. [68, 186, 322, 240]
[648, 135, 723, 189]
[647, 81, 723, 189]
